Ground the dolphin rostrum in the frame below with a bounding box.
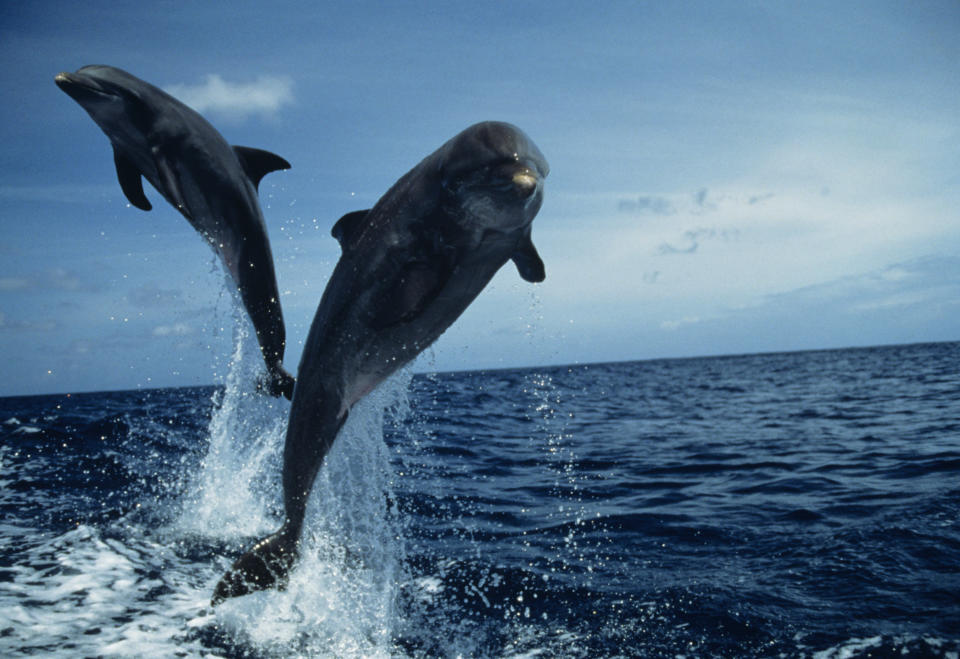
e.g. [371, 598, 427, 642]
[211, 121, 548, 603]
[55, 65, 295, 399]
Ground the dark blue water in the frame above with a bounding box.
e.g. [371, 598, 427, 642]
[1, 341, 959, 657]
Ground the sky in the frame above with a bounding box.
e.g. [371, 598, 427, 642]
[1, 1, 958, 396]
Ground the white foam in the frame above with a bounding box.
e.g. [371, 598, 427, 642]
[177, 312, 411, 655]
[1, 306, 413, 657]
[0, 524, 213, 657]
[178, 315, 289, 539]
[209, 372, 411, 656]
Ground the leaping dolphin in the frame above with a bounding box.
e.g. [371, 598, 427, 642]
[55, 65, 295, 399]
[212, 121, 548, 603]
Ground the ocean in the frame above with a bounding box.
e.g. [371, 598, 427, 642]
[1, 340, 958, 657]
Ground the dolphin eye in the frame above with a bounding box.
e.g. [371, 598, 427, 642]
[441, 175, 463, 194]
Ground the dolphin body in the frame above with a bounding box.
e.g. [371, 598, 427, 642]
[212, 121, 548, 603]
[55, 65, 295, 399]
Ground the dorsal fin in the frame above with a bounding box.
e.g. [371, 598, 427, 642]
[511, 233, 545, 282]
[232, 146, 291, 191]
[113, 147, 152, 211]
[331, 209, 370, 250]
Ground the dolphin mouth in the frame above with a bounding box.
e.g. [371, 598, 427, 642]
[487, 160, 541, 192]
[55, 71, 111, 100]
[511, 167, 540, 199]
[54, 71, 83, 90]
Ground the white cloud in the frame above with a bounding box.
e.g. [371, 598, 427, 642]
[0, 269, 97, 293]
[164, 74, 294, 119]
[127, 285, 183, 308]
[0, 184, 117, 203]
[0, 277, 28, 292]
[0, 311, 58, 332]
[152, 323, 192, 337]
[661, 315, 702, 331]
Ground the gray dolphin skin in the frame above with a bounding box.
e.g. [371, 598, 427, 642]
[211, 121, 548, 604]
[55, 65, 295, 399]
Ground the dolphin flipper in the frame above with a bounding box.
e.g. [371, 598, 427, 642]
[371, 260, 449, 329]
[153, 152, 188, 212]
[211, 526, 299, 605]
[511, 234, 545, 283]
[113, 148, 152, 211]
[258, 366, 295, 400]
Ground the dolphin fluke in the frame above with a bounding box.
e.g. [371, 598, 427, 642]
[258, 366, 295, 400]
[211, 527, 299, 605]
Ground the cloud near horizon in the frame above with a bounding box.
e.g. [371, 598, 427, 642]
[658, 226, 741, 255]
[164, 74, 294, 119]
[0, 268, 99, 293]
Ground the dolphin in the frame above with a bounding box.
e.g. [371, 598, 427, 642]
[211, 121, 548, 603]
[55, 65, 295, 399]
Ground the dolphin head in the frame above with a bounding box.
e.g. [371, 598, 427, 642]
[437, 121, 549, 233]
[55, 65, 155, 139]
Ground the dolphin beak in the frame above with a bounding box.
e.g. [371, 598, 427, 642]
[54, 71, 108, 102]
[54, 72, 74, 89]
[54, 72, 90, 100]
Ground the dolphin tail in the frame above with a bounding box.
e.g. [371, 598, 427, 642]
[256, 366, 296, 400]
[212, 526, 299, 605]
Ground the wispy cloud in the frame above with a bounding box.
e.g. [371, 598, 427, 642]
[763, 256, 960, 310]
[152, 323, 193, 337]
[660, 315, 701, 330]
[126, 285, 183, 308]
[618, 195, 675, 216]
[0, 184, 118, 204]
[618, 188, 719, 217]
[0, 268, 100, 293]
[0, 311, 58, 332]
[164, 74, 294, 119]
[658, 226, 740, 255]
[692, 188, 714, 212]
[748, 193, 775, 205]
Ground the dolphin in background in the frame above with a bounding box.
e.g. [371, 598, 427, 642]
[212, 121, 548, 603]
[55, 65, 295, 399]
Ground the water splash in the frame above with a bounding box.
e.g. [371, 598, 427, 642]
[171, 301, 413, 654]
[179, 308, 289, 539]
[209, 373, 412, 656]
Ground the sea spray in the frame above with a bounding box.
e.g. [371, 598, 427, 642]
[210, 373, 411, 656]
[179, 310, 289, 539]
[184, 305, 412, 654]
[213, 374, 408, 656]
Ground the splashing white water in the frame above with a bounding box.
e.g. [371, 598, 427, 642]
[212, 374, 410, 656]
[179, 314, 289, 538]
[0, 306, 413, 657]
[179, 309, 411, 655]
[217, 374, 410, 657]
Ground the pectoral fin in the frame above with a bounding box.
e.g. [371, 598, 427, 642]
[511, 234, 545, 283]
[370, 259, 448, 329]
[113, 148, 151, 211]
[153, 149, 187, 212]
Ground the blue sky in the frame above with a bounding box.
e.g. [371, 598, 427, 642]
[1, 1, 958, 396]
